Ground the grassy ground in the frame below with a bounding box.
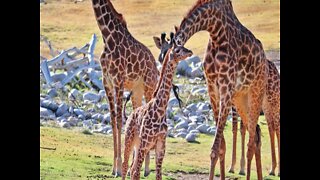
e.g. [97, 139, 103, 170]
[40, 0, 279, 60]
[40, 116, 280, 180]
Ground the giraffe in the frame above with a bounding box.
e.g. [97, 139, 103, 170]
[122, 33, 193, 180]
[262, 59, 280, 176]
[228, 59, 280, 176]
[172, 0, 270, 179]
[91, 0, 167, 176]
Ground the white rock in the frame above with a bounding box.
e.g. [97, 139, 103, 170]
[196, 124, 210, 134]
[185, 133, 197, 142]
[83, 92, 101, 103]
[174, 120, 189, 129]
[51, 73, 66, 82]
[56, 103, 69, 117]
[47, 88, 58, 98]
[174, 132, 187, 138]
[185, 55, 201, 65]
[40, 107, 55, 118]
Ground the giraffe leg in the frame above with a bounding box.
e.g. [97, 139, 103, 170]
[239, 120, 246, 175]
[127, 150, 135, 177]
[267, 115, 277, 176]
[233, 94, 250, 176]
[254, 125, 263, 180]
[219, 135, 226, 180]
[263, 96, 277, 176]
[103, 79, 118, 176]
[275, 117, 280, 176]
[229, 107, 238, 173]
[144, 153, 151, 177]
[155, 137, 166, 180]
[209, 88, 233, 180]
[246, 87, 265, 180]
[122, 121, 136, 179]
[114, 82, 124, 177]
[143, 84, 155, 177]
[131, 142, 148, 180]
[206, 84, 220, 180]
[246, 126, 256, 180]
[130, 90, 151, 177]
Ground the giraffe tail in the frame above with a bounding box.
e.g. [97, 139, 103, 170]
[255, 124, 261, 147]
[122, 91, 132, 123]
[172, 84, 183, 109]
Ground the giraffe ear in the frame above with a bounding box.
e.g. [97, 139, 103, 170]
[174, 25, 179, 33]
[153, 36, 161, 49]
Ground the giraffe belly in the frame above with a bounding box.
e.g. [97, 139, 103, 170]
[123, 77, 144, 91]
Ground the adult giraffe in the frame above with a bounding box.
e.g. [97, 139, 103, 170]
[91, 0, 181, 177]
[173, 0, 269, 179]
[229, 59, 280, 176]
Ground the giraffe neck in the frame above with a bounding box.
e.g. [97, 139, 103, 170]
[92, 0, 128, 40]
[176, 0, 232, 46]
[153, 55, 177, 113]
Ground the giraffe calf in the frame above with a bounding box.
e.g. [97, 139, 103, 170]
[122, 33, 193, 180]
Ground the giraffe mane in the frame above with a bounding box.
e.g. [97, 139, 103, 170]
[107, 0, 127, 27]
[178, 0, 213, 30]
[95, 0, 127, 27]
[152, 47, 173, 98]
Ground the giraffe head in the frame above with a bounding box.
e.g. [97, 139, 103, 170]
[153, 32, 173, 63]
[153, 32, 193, 63]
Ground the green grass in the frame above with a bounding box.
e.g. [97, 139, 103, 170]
[40, 116, 280, 180]
[40, 0, 279, 60]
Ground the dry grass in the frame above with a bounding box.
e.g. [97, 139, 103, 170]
[40, 0, 279, 60]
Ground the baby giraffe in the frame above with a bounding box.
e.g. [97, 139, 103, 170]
[122, 33, 193, 180]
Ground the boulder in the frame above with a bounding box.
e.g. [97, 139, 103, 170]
[83, 92, 101, 103]
[40, 107, 55, 118]
[92, 113, 103, 121]
[102, 113, 111, 124]
[74, 109, 85, 116]
[97, 103, 109, 111]
[174, 132, 187, 138]
[98, 90, 106, 98]
[68, 89, 82, 100]
[185, 133, 197, 142]
[189, 129, 200, 134]
[56, 103, 69, 117]
[59, 122, 70, 128]
[176, 60, 190, 75]
[67, 117, 78, 126]
[41, 100, 58, 111]
[174, 120, 189, 130]
[196, 102, 210, 112]
[196, 124, 210, 134]
[51, 73, 66, 82]
[192, 88, 208, 96]
[168, 97, 179, 107]
[47, 88, 58, 98]
[176, 128, 188, 134]
[186, 103, 198, 112]
[93, 125, 111, 134]
[78, 114, 85, 120]
[188, 122, 198, 129]
[185, 55, 201, 64]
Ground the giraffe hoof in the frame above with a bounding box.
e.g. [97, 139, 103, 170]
[278, 172, 280, 177]
[228, 169, 235, 174]
[269, 171, 275, 176]
[144, 170, 150, 177]
[127, 171, 130, 177]
[114, 172, 122, 177]
[239, 171, 246, 175]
